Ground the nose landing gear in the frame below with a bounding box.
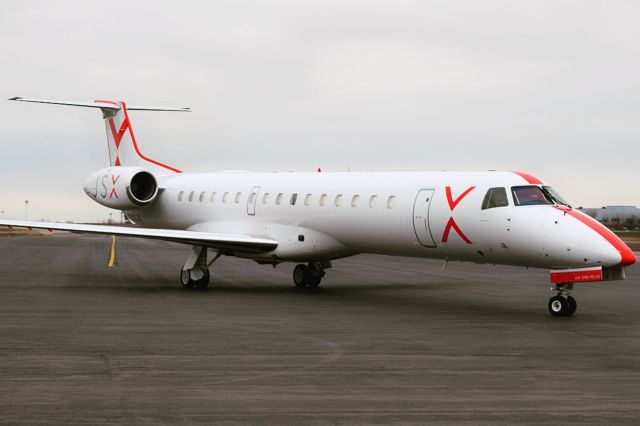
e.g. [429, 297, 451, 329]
[548, 283, 577, 317]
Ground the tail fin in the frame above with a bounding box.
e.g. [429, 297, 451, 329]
[9, 97, 189, 174]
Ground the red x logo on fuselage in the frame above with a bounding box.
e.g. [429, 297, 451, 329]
[442, 186, 475, 244]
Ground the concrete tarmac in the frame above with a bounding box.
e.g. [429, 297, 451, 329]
[0, 235, 639, 425]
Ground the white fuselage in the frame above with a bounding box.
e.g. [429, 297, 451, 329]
[10, 97, 635, 317]
[123, 170, 624, 269]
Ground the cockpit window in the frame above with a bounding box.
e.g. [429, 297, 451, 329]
[482, 187, 509, 210]
[542, 186, 571, 207]
[511, 185, 553, 206]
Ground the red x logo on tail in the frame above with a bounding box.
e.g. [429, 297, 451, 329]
[108, 117, 131, 167]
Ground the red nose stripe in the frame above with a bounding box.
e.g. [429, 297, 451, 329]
[512, 171, 543, 184]
[557, 207, 637, 266]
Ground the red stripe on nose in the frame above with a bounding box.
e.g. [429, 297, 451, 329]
[512, 171, 543, 184]
[557, 207, 637, 266]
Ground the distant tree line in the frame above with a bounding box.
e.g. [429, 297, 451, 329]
[600, 215, 639, 230]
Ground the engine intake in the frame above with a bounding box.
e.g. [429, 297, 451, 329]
[128, 171, 157, 205]
[84, 167, 159, 210]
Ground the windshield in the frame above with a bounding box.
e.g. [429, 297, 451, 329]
[511, 186, 554, 206]
[542, 186, 571, 207]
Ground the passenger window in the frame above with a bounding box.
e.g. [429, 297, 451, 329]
[351, 195, 360, 207]
[276, 193, 283, 205]
[369, 195, 377, 208]
[320, 194, 327, 207]
[482, 187, 509, 210]
[223, 192, 229, 203]
[262, 193, 270, 204]
[235, 192, 241, 203]
[511, 186, 553, 206]
[178, 191, 184, 202]
[188, 191, 194, 202]
[199, 191, 205, 202]
[335, 194, 343, 207]
[387, 196, 396, 209]
[290, 193, 298, 205]
[304, 194, 312, 206]
[210, 192, 216, 203]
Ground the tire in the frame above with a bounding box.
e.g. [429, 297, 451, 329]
[548, 295, 568, 317]
[307, 273, 322, 288]
[293, 264, 308, 287]
[195, 270, 210, 290]
[180, 269, 194, 289]
[566, 296, 577, 316]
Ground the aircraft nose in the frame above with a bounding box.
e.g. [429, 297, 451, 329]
[619, 244, 637, 266]
[598, 240, 635, 266]
[586, 225, 636, 267]
[562, 208, 636, 267]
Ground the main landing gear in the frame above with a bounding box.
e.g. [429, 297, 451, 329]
[180, 246, 221, 290]
[181, 268, 210, 290]
[293, 262, 327, 288]
[548, 283, 577, 317]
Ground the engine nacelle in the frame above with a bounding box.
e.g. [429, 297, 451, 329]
[83, 167, 158, 210]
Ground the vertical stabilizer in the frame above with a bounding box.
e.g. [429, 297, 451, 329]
[98, 99, 183, 174]
[9, 97, 189, 175]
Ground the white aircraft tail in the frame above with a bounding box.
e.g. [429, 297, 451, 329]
[9, 97, 189, 174]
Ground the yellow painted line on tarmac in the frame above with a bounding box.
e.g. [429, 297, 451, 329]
[108, 236, 116, 267]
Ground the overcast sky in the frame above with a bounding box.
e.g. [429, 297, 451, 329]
[1, 0, 638, 222]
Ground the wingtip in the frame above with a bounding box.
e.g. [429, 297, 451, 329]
[8, 96, 22, 101]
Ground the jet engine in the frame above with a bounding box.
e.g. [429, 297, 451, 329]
[83, 167, 158, 210]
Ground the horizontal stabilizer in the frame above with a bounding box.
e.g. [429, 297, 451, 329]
[9, 97, 116, 110]
[127, 105, 191, 112]
[8, 97, 190, 112]
[0, 220, 277, 253]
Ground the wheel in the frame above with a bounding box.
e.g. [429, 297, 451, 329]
[180, 268, 194, 289]
[566, 295, 577, 316]
[548, 295, 569, 317]
[293, 264, 309, 287]
[195, 270, 210, 290]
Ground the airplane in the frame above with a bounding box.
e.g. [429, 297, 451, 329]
[1, 97, 636, 317]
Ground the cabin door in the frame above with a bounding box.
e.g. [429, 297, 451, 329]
[247, 186, 261, 215]
[413, 189, 437, 247]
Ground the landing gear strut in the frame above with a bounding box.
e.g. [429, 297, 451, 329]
[180, 246, 221, 290]
[293, 262, 328, 288]
[548, 283, 577, 317]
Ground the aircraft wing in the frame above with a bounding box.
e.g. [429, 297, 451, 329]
[0, 220, 277, 253]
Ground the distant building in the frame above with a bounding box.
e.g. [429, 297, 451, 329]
[577, 206, 640, 229]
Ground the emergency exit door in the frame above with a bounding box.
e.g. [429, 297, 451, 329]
[413, 189, 436, 247]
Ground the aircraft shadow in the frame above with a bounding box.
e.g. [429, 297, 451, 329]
[60, 273, 546, 321]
